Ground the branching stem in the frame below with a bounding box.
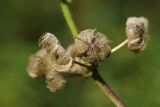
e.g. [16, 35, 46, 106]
[91, 68, 126, 107]
[74, 60, 126, 107]
[60, 1, 126, 107]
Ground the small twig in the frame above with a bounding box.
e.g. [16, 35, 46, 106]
[91, 68, 126, 107]
[111, 39, 128, 53]
[60, 1, 78, 38]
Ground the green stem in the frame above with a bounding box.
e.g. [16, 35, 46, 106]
[60, 1, 78, 38]
[111, 39, 128, 53]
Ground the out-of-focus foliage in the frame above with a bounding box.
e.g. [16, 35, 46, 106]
[0, 0, 160, 107]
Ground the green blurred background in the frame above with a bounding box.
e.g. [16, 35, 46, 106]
[0, 0, 160, 107]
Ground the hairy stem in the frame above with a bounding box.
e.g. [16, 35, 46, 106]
[91, 68, 126, 107]
[60, 1, 78, 38]
[111, 39, 128, 53]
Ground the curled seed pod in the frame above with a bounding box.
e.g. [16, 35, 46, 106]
[27, 49, 47, 78]
[38, 32, 60, 52]
[48, 46, 73, 72]
[38, 32, 73, 72]
[40, 50, 72, 73]
[45, 70, 66, 92]
[126, 17, 149, 53]
[75, 29, 111, 66]
[52, 57, 73, 73]
[55, 46, 71, 65]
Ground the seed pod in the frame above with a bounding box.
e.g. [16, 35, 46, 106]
[52, 57, 73, 73]
[75, 29, 111, 66]
[38, 32, 60, 52]
[126, 17, 149, 53]
[55, 46, 71, 65]
[27, 49, 47, 78]
[48, 46, 73, 72]
[45, 70, 66, 92]
[38, 32, 73, 72]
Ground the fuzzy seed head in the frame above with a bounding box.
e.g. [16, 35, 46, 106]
[75, 29, 111, 65]
[126, 17, 149, 52]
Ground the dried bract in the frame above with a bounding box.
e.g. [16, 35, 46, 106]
[75, 29, 111, 65]
[126, 17, 149, 52]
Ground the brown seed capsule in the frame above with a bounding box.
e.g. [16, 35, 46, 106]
[45, 70, 66, 92]
[75, 29, 111, 66]
[27, 49, 47, 78]
[126, 17, 149, 53]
